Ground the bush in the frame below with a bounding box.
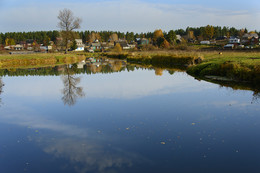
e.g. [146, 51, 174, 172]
[114, 43, 122, 52]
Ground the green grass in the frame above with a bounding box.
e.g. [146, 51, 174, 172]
[104, 50, 260, 85]
[0, 53, 86, 69]
[187, 51, 260, 85]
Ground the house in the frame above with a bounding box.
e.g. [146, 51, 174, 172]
[136, 38, 149, 45]
[40, 46, 48, 51]
[241, 33, 259, 45]
[75, 39, 85, 51]
[229, 37, 240, 44]
[176, 35, 182, 43]
[90, 42, 101, 50]
[115, 40, 131, 50]
[128, 44, 136, 49]
[4, 46, 11, 50]
[224, 44, 234, 49]
[14, 44, 23, 51]
[200, 41, 210, 45]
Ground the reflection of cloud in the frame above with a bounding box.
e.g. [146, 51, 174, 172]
[35, 137, 139, 173]
[0, 110, 89, 138]
[0, 109, 145, 173]
[83, 72, 215, 99]
[4, 71, 215, 100]
[0, 108, 147, 173]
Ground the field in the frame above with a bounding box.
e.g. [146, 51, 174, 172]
[0, 53, 87, 69]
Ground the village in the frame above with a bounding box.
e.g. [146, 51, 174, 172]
[1, 28, 260, 54]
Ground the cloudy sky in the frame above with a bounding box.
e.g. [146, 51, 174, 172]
[0, 0, 259, 33]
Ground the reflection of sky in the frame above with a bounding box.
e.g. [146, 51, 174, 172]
[0, 105, 146, 173]
[3, 70, 216, 100]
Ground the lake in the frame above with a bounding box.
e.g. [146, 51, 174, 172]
[0, 58, 259, 173]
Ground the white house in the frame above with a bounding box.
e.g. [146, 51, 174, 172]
[200, 41, 210, 45]
[229, 37, 240, 44]
[14, 44, 23, 50]
[75, 39, 85, 51]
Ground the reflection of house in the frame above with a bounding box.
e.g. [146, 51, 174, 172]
[77, 60, 85, 69]
[75, 39, 85, 51]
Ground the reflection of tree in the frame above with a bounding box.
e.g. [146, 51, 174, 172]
[61, 65, 85, 106]
[154, 68, 163, 76]
[0, 78, 3, 105]
[252, 91, 260, 104]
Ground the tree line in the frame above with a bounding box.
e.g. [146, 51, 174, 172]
[0, 25, 259, 46]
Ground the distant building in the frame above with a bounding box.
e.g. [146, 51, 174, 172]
[4, 46, 11, 50]
[200, 41, 210, 45]
[242, 33, 259, 45]
[14, 44, 23, 51]
[229, 37, 240, 44]
[224, 44, 234, 49]
[90, 42, 101, 50]
[75, 39, 85, 51]
[176, 35, 182, 43]
[115, 40, 131, 49]
[136, 38, 149, 45]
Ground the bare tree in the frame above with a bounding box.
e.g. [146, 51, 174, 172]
[57, 8, 82, 53]
[61, 65, 85, 106]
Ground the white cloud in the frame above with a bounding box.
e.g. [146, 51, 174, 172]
[0, 0, 259, 32]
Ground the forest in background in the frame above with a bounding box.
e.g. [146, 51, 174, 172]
[1, 25, 259, 46]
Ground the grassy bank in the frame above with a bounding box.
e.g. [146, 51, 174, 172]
[0, 53, 86, 69]
[187, 51, 260, 85]
[103, 50, 203, 68]
[104, 50, 260, 85]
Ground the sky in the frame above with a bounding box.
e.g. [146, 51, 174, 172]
[0, 0, 259, 33]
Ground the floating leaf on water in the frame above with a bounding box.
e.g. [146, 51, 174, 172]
[161, 142, 166, 145]
[191, 123, 196, 125]
[125, 127, 130, 130]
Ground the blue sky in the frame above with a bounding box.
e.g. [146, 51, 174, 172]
[0, 0, 259, 33]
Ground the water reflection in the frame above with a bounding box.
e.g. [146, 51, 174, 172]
[36, 136, 140, 173]
[252, 91, 260, 103]
[0, 57, 259, 103]
[193, 77, 260, 104]
[61, 64, 85, 106]
[0, 108, 145, 173]
[0, 58, 260, 173]
[0, 77, 4, 105]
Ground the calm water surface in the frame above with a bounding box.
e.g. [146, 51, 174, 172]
[0, 60, 259, 173]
